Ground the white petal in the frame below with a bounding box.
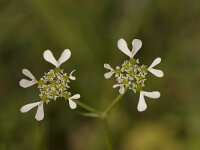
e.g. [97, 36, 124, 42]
[58, 49, 71, 67]
[104, 64, 113, 70]
[20, 102, 41, 113]
[141, 91, 160, 99]
[69, 70, 76, 80]
[35, 102, 44, 121]
[131, 39, 142, 57]
[22, 69, 36, 80]
[148, 57, 161, 69]
[70, 94, 81, 100]
[113, 84, 119, 88]
[68, 99, 77, 109]
[104, 72, 114, 79]
[148, 68, 164, 77]
[43, 50, 58, 67]
[117, 38, 132, 58]
[119, 85, 125, 94]
[137, 92, 147, 112]
[19, 79, 37, 88]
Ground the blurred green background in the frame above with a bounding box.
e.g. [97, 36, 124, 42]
[1, 0, 200, 150]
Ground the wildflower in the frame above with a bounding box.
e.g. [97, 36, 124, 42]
[20, 49, 80, 121]
[104, 38, 164, 112]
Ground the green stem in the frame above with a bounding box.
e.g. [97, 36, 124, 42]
[103, 90, 127, 117]
[75, 90, 127, 150]
[36, 122, 45, 150]
[74, 100, 101, 116]
[77, 112, 100, 118]
[103, 118, 112, 150]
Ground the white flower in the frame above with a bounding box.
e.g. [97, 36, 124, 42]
[137, 91, 160, 112]
[113, 84, 125, 94]
[19, 69, 37, 88]
[69, 70, 76, 80]
[20, 101, 44, 121]
[68, 94, 80, 109]
[104, 38, 164, 112]
[148, 57, 164, 77]
[43, 49, 71, 68]
[20, 49, 80, 121]
[104, 64, 115, 79]
[117, 38, 142, 58]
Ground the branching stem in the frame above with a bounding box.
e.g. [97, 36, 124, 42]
[75, 90, 127, 150]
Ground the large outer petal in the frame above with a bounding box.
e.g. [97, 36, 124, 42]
[131, 39, 142, 57]
[104, 64, 113, 70]
[35, 102, 44, 121]
[43, 50, 58, 67]
[137, 92, 147, 112]
[148, 68, 164, 77]
[20, 102, 41, 113]
[19, 79, 37, 88]
[104, 71, 114, 79]
[148, 57, 161, 69]
[58, 49, 71, 67]
[117, 39, 132, 58]
[22, 69, 36, 80]
[70, 94, 81, 99]
[141, 91, 160, 99]
[68, 99, 77, 109]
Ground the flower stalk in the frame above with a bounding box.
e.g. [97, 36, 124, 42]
[36, 122, 45, 150]
[103, 89, 127, 118]
[73, 100, 102, 117]
[103, 118, 113, 150]
[75, 92, 127, 150]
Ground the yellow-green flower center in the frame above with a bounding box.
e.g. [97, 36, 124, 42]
[38, 69, 71, 102]
[113, 59, 148, 92]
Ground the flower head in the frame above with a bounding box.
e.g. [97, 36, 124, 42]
[104, 38, 164, 112]
[20, 49, 80, 121]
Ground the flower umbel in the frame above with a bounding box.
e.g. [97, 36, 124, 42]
[104, 38, 164, 112]
[20, 49, 80, 121]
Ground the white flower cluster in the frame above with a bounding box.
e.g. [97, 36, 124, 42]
[104, 38, 164, 112]
[105, 58, 148, 94]
[20, 50, 80, 121]
[38, 68, 75, 102]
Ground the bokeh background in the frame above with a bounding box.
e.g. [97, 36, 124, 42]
[1, 0, 200, 150]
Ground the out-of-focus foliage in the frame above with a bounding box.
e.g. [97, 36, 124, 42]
[0, 0, 200, 150]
